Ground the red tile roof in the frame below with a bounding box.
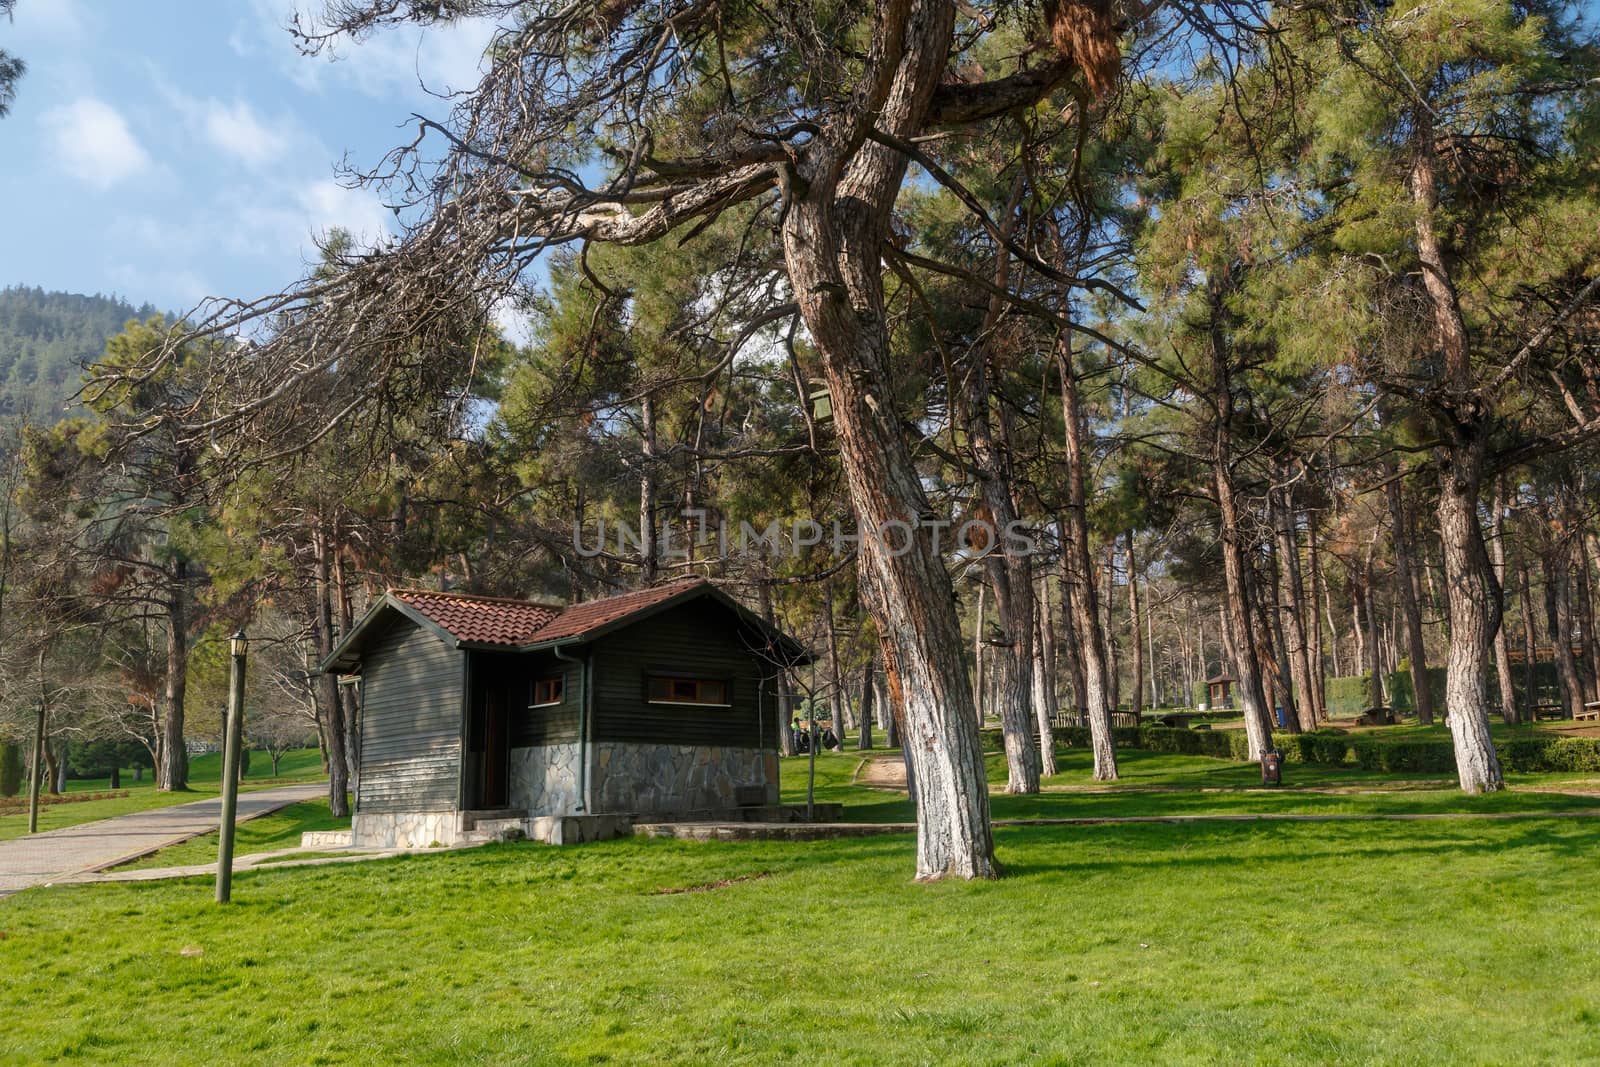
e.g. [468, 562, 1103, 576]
[389, 577, 709, 648]
[524, 579, 706, 644]
[390, 589, 563, 647]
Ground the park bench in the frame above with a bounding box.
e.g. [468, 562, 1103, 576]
[1577, 703, 1600, 722]
[1357, 707, 1395, 726]
[1531, 703, 1567, 722]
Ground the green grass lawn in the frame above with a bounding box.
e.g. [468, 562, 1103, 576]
[6, 746, 1600, 1063]
[115, 800, 347, 871]
[3, 804, 1598, 1063]
[0, 749, 327, 843]
[783, 745, 1600, 823]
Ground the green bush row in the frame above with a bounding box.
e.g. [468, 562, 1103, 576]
[1046, 723, 1600, 775]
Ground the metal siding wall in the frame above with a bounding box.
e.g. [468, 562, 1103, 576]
[357, 618, 464, 813]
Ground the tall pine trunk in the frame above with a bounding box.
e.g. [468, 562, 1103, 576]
[313, 524, 351, 817]
[781, 2, 996, 875]
[1033, 577, 1059, 776]
[1519, 555, 1539, 717]
[1208, 292, 1275, 759]
[1055, 337, 1117, 779]
[157, 559, 189, 791]
[1413, 115, 1504, 792]
[1489, 482, 1518, 724]
[1274, 489, 1317, 730]
[1386, 477, 1436, 724]
[1126, 531, 1144, 717]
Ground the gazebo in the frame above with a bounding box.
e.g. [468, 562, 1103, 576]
[1205, 673, 1236, 710]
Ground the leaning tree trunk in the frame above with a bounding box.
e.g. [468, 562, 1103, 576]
[781, 1, 995, 876]
[157, 559, 190, 791]
[1055, 338, 1118, 779]
[1386, 476, 1436, 724]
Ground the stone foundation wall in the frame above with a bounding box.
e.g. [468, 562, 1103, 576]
[351, 810, 462, 849]
[593, 743, 777, 815]
[508, 743, 583, 816]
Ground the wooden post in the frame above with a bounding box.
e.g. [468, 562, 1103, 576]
[216, 632, 248, 904]
[26, 699, 44, 835]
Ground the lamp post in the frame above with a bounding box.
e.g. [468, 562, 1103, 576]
[215, 629, 248, 904]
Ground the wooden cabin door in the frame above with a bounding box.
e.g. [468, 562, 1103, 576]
[480, 685, 509, 808]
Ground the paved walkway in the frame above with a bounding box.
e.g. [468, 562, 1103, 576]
[0, 783, 325, 897]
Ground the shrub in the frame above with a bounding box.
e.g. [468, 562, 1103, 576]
[1349, 738, 1455, 773]
[1137, 726, 1231, 758]
[1274, 732, 1348, 764]
[0, 741, 22, 797]
[1499, 737, 1600, 774]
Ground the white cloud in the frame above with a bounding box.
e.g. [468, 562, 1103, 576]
[232, 1, 499, 101]
[297, 179, 392, 247]
[42, 98, 152, 189]
[199, 99, 293, 167]
[18, 0, 87, 39]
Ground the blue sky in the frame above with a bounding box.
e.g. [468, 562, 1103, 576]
[0, 1, 500, 315]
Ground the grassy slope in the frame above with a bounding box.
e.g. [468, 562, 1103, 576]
[115, 800, 347, 871]
[4, 747, 1600, 1064]
[0, 749, 328, 843]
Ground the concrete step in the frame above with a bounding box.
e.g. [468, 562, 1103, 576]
[300, 829, 353, 848]
[463, 808, 526, 830]
[470, 818, 529, 840]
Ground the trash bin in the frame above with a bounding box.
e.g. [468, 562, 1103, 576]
[1260, 749, 1283, 786]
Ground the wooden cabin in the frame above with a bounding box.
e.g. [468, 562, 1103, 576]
[321, 578, 808, 847]
[1205, 673, 1236, 710]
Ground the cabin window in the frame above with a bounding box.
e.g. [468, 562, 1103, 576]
[531, 676, 564, 707]
[647, 676, 729, 706]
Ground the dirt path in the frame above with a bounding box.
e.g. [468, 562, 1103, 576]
[856, 756, 906, 790]
[0, 782, 325, 898]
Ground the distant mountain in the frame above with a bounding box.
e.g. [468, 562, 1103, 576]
[0, 287, 159, 422]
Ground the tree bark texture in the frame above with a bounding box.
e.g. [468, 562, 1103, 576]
[1055, 338, 1117, 779]
[780, 0, 996, 875]
[157, 558, 190, 791]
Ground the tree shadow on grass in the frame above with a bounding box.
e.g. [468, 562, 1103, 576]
[995, 817, 1600, 880]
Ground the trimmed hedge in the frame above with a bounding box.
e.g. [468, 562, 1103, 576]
[1500, 737, 1600, 773]
[1014, 721, 1600, 775]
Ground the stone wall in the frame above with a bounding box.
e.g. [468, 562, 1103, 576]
[593, 743, 777, 815]
[351, 809, 462, 848]
[508, 742, 583, 816]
